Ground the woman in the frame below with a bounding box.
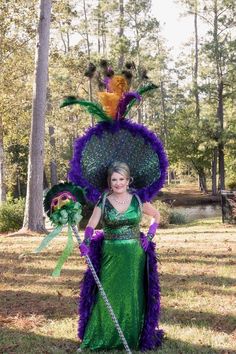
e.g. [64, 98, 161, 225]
[78, 161, 163, 352]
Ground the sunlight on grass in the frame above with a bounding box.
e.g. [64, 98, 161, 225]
[0, 219, 235, 353]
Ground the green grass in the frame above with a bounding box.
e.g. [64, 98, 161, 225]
[0, 218, 235, 354]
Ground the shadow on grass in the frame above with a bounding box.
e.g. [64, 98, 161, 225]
[160, 272, 236, 297]
[0, 250, 85, 264]
[0, 326, 78, 354]
[162, 307, 236, 335]
[0, 326, 234, 354]
[162, 272, 235, 288]
[1, 288, 235, 335]
[0, 289, 77, 320]
[159, 253, 236, 266]
[161, 229, 236, 235]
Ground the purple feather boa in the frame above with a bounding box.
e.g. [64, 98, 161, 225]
[78, 232, 163, 351]
[78, 231, 104, 339]
[69, 120, 168, 204]
[139, 232, 164, 351]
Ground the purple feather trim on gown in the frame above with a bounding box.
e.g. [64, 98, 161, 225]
[139, 232, 164, 351]
[78, 231, 104, 339]
[78, 232, 163, 351]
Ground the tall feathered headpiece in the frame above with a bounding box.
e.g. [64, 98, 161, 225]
[61, 60, 168, 203]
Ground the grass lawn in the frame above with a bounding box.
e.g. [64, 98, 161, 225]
[0, 217, 235, 354]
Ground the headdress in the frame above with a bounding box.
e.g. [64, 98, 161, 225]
[61, 61, 168, 203]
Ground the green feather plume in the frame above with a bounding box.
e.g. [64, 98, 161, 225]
[124, 83, 158, 117]
[60, 96, 113, 122]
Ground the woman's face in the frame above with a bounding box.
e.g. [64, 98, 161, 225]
[110, 172, 129, 194]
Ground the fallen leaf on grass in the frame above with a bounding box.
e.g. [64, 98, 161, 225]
[57, 290, 63, 298]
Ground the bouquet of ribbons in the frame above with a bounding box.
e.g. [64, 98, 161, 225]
[34, 182, 86, 276]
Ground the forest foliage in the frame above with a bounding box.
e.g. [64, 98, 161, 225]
[1, 0, 236, 201]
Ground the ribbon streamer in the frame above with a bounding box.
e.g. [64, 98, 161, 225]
[52, 225, 74, 277]
[34, 225, 63, 253]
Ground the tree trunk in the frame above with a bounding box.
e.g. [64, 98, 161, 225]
[160, 80, 168, 147]
[83, 0, 94, 126]
[137, 107, 142, 124]
[199, 171, 208, 194]
[49, 126, 58, 186]
[88, 78, 94, 126]
[17, 174, 21, 198]
[118, 0, 124, 70]
[193, 2, 200, 121]
[23, 0, 52, 232]
[97, 0, 101, 54]
[43, 168, 49, 190]
[212, 147, 217, 195]
[83, 0, 90, 59]
[217, 80, 225, 190]
[213, 0, 225, 190]
[0, 116, 6, 203]
[218, 140, 225, 190]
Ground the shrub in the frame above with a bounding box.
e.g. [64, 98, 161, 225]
[227, 180, 236, 190]
[0, 198, 25, 232]
[169, 211, 187, 225]
[141, 200, 171, 228]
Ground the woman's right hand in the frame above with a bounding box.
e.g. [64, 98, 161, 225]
[79, 241, 90, 256]
[79, 226, 94, 256]
[79, 205, 102, 256]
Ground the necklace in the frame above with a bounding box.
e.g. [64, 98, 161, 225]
[112, 196, 130, 205]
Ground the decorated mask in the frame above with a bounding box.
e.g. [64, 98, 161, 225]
[50, 192, 77, 212]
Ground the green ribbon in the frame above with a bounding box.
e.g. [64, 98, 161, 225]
[34, 200, 83, 276]
[34, 225, 63, 253]
[50, 201, 82, 226]
[52, 224, 74, 277]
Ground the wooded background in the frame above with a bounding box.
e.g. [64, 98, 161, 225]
[0, 0, 236, 203]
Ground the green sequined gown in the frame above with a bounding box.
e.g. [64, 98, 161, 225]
[80, 195, 146, 351]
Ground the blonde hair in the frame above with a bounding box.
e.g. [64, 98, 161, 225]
[107, 161, 130, 189]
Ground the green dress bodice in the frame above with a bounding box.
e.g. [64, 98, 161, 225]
[102, 194, 142, 240]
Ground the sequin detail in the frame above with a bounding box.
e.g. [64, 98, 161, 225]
[99, 195, 142, 241]
[81, 127, 160, 191]
[104, 225, 140, 240]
